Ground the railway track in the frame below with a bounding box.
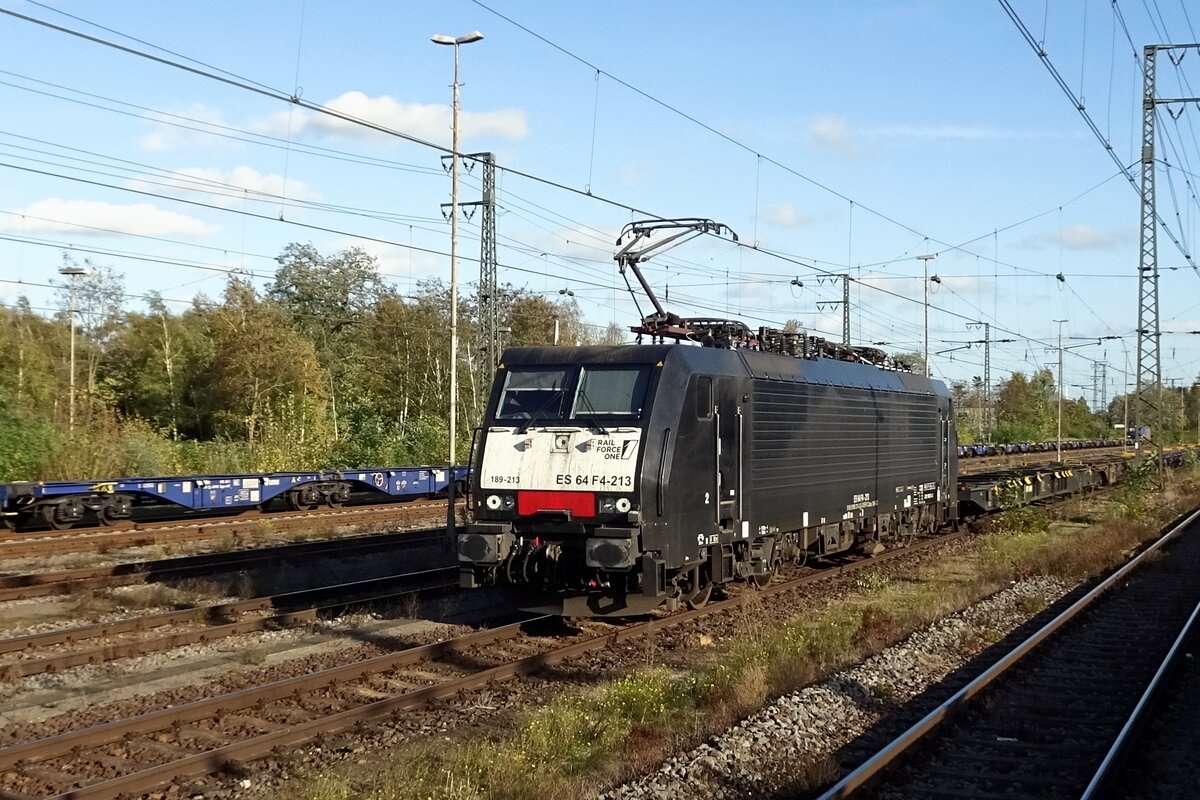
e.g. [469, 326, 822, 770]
[0, 530, 967, 799]
[0, 566, 458, 679]
[0, 529, 450, 602]
[817, 506, 1200, 800]
[1088, 581, 1200, 798]
[0, 500, 460, 560]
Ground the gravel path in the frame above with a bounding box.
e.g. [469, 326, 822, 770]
[600, 576, 1070, 800]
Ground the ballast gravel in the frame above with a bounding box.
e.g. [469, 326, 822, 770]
[600, 575, 1070, 800]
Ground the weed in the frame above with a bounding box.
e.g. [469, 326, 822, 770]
[232, 571, 257, 598]
[303, 774, 351, 800]
[854, 571, 892, 594]
[237, 647, 267, 666]
[852, 606, 898, 651]
[728, 663, 769, 711]
[1017, 592, 1049, 616]
[209, 532, 241, 553]
[115, 584, 179, 609]
[67, 590, 116, 617]
[867, 680, 899, 705]
[171, 577, 227, 598]
[398, 592, 420, 619]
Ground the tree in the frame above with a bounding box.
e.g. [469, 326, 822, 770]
[600, 322, 627, 345]
[893, 351, 927, 375]
[207, 278, 329, 447]
[267, 243, 388, 357]
[994, 369, 1056, 442]
[508, 294, 595, 347]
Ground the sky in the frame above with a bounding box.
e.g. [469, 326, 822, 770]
[2, 0, 1200, 409]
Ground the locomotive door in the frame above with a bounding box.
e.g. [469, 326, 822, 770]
[714, 378, 741, 531]
[666, 376, 721, 540]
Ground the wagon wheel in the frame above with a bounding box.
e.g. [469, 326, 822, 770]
[287, 491, 318, 512]
[0, 515, 14, 531]
[97, 504, 122, 526]
[40, 504, 72, 530]
[325, 493, 346, 508]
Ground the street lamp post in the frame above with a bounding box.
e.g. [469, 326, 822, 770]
[58, 262, 87, 433]
[432, 30, 483, 532]
[916, 254, 937, 377]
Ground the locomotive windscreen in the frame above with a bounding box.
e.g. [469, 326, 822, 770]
[496, 365, 652, 422]
[496, 368, 569, 420]
[571, 366, 651, 418]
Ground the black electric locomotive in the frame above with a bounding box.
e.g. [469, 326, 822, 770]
[458, 338, 957, 616]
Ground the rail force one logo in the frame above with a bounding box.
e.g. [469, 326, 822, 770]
[595, 439, 638, 461]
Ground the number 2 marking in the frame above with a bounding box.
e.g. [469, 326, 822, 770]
[704, 492, 710, 504]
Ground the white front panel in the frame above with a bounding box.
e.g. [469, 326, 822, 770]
[480, 426, 641, 491]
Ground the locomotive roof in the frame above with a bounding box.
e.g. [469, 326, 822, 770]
[499, 344, 950, 397]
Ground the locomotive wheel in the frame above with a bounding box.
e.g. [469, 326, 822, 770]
[751, 563, 778, 589]
[686, 579, 713, 610]
[40, 505, 72, 530]
[683, 566, 713, 610]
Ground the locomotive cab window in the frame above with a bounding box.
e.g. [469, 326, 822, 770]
[496, 368, 569, 420]
[571, 367, 650, 418]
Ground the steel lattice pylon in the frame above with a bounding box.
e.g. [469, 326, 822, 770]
[475, 153, 498, 366]
[1136, 45, 1161, 441]
[445, 152, 500, 366]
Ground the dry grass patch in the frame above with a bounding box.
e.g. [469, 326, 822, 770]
[112, 584, 185, 610]
[67, 589, 117, 617]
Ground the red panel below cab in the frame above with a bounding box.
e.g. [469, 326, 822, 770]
[517, 490, 595, 518]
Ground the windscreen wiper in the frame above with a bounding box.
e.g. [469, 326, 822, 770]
[516, 390, 565, 434]
[573, 389, 611, 435]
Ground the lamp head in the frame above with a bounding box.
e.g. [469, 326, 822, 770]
[432, 31, 484, 45]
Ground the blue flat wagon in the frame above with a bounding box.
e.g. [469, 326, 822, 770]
[0, 465, 471, 530]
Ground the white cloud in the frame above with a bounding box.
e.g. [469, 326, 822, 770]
[869, 124, 1064, 141]
[255, 91, 528, 146]
[763, 203, 810, 229]
[127, 166, 320, 207]
[2, 199, 217, 237]
[1048, 224, 1125, 250]
[138, 103, 234, 152]
[617, 161, 650, 189]
[1022, 224, 1127, 251]
[807, 113, 857, 157]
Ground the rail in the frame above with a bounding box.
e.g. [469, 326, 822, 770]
[815, 505, 1200, 799]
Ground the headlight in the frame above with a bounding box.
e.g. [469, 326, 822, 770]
[485, 494, 503, 510]
[502, 495, 515, 510]
[600, 497, 617, 513]
[615, 497, 632, 513]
